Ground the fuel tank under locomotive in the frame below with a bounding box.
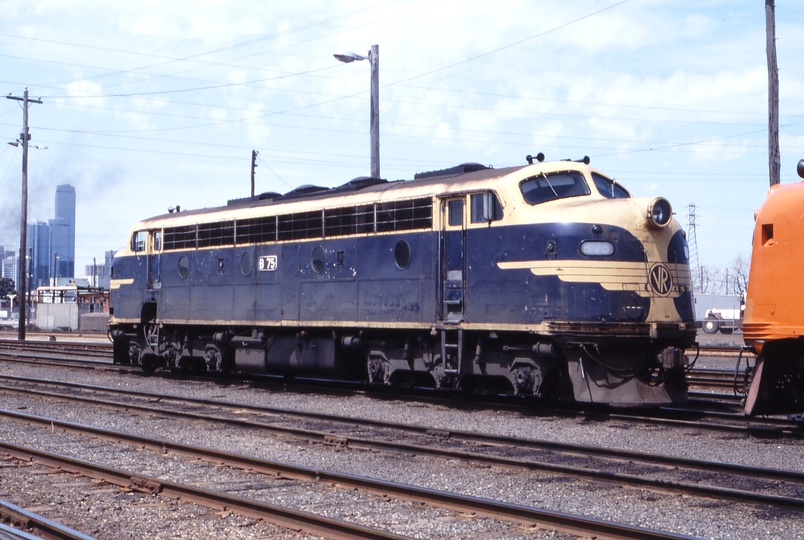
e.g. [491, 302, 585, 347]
[113, 327, 343, 377]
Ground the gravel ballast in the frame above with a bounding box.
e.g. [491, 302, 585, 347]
[0, 358, 802, 539]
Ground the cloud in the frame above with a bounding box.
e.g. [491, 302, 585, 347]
[58, 80, 109, 109]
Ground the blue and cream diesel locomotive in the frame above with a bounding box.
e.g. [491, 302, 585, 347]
[109, 156, 696, 406]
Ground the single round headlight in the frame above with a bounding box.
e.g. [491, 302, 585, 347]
[647, 197, 672, 228]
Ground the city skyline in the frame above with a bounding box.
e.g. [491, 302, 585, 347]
[26, 184, 76, 289]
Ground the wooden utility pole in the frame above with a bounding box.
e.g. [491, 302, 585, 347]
[6, 87, 43, 340]
[369, 44, 380, 179]
[766, 0, 780, 186]
[251, 150, 259, 197]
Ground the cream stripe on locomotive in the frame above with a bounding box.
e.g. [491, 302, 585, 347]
[111, 316, 696, 335]
[497, 260, 691, 298]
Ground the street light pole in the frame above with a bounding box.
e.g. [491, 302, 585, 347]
[6, 87, 43, 340]
[334, 45, 380, 179]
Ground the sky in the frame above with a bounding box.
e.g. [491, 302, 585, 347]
[0, 0, 802, 279]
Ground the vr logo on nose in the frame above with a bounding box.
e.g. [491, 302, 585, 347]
[649, 263, 673, 296]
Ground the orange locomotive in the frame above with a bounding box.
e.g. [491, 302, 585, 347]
[743, 159, 804, 416]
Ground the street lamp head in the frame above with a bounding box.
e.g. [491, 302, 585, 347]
[7, 141, 46, 149]
[334, 51, 368, 63]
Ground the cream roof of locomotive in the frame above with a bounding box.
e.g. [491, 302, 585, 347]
[131, 161, 615, 231]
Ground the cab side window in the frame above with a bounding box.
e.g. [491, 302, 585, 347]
[470, 192, 503, 223]
[592, 173, 630, 199]
[131, 231, 147, 252]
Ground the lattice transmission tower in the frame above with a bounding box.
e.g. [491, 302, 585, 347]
[687, 204, 702, 293]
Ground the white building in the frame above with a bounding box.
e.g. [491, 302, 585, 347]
[83, 250, 115, 289]
[2, 254, 18, 291]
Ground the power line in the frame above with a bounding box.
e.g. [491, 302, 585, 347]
[27, 2, 424, 97]
[29, 1, 626, 111]
[383, 0, 629, 88]
[390, 83, 775, 119]
[0, 3, 383, 88]
[257, 155, 291, 190]
[27, 88, 779, 134]
[42, 64, 343, 99]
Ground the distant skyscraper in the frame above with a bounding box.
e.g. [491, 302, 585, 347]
[49, 184, 76, 278]
[27, 221, 51, 288]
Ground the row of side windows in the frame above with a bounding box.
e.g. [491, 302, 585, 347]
[134, 198, 435, 252]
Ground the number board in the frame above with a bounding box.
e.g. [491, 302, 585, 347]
[258, 255, 278, 272]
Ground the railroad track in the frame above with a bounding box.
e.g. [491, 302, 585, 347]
[687, 367, 751, 394]
[3, 344, 801, 538]
[1, 341, 795, 437]
[2, 370, 800, 440]
[0, 496, 95, 540]
[0, 339, 111, 358]
[2, 375, 804, 513]
[0, 339, 746, 360]
[0, 438, 411, 540]
[0, 339, 745, 361]
[0, 405, 701, 540]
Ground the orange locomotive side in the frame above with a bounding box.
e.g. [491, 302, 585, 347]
[743, 159, 804, 416]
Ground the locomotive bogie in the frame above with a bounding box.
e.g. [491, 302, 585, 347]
[110, 160, 696, 406]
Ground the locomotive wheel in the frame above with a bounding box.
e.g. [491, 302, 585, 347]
[141, 353, 162, 373]
[702, 319, 720, 334]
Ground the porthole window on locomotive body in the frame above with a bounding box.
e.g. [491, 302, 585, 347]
[311, 246, 326, 273]
[240, 251, 253, 276]
[394, 240, 411, 269]
[178, 256, 190, 279]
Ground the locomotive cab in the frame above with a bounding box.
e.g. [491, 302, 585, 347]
[493, 163, 695, 405]
[743, 159, 804, 416]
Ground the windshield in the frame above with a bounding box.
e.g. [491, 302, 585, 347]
[592, 173, 630, 199]
[520, 171, 590, 205]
